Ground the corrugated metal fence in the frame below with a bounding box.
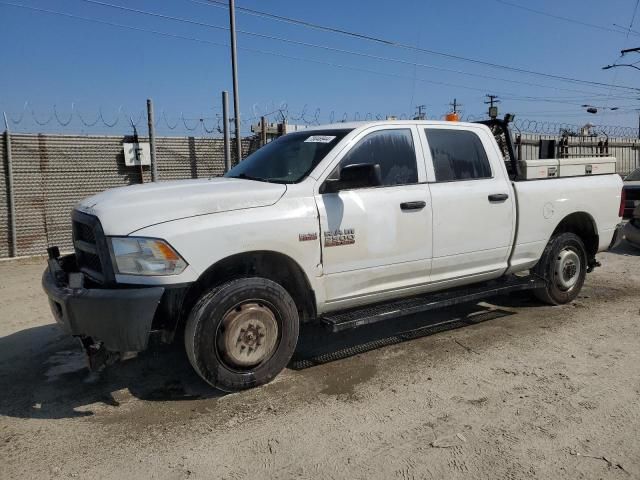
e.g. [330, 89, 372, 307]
[0, 133, 256, 258]
[0, 133, 8, 258]
[1, 132, 639, 259]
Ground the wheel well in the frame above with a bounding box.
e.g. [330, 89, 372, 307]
[552, 212, 598, 259]
[179, 251, 316, 333]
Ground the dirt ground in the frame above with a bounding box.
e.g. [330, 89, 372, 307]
[1, 244, 639, 480]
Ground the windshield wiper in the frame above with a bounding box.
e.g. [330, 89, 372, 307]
[228, 173, 270, 183]
[228, 173, 289, 184]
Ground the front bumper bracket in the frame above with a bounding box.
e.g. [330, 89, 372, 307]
[42, 254, 165, 353]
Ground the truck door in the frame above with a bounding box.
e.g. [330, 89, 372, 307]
[420, 126, 515, 283]
[315, 126, 432, 306]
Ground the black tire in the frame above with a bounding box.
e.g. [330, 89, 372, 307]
[184, 277, 299, 392]
[532, 232, 588, 305]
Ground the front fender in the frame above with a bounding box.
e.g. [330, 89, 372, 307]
[131, 196, 322, 290]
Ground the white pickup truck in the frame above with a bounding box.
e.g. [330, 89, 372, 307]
[43, 119, 624, 391]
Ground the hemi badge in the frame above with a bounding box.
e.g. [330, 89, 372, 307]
[299, 233, 318, 242]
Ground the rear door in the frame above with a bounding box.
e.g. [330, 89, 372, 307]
[315, 125, 433, 306]
[420, 125, 515, 283]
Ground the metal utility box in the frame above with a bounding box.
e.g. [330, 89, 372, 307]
[123, 142, 151, 166]
[519, 159, 559, 179]
[519, 157, 616, 179]
[558, 157, 617, 177]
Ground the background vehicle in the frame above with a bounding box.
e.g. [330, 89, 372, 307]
[43, 119, 624, 391]
[622, 167, 640, 219]
[624, 204, 640, 248]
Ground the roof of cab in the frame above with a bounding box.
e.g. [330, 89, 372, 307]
[306, 120, 485, 131]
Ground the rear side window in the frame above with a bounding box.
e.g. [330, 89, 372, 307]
[425, 129, 492, 182]
[338, 129, 418, 186]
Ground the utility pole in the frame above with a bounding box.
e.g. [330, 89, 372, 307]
[485, 94, 500, 119]
[3, 112, 17, 257]
[222, 90, 231, 172]
[446, 99, 462, 121]
[147, 98, 157, 182]
[449, 98, 461, 114]
[228, 0, 242, 164]
[413, 105, 427, 120]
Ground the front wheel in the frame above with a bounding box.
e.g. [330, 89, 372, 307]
[532, 232, 588, 305]
[184, 277, 299, 392]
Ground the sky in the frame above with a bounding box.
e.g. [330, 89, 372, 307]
[2, 0, 640, 136]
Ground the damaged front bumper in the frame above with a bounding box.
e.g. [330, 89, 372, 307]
[42, 252, 165, 360]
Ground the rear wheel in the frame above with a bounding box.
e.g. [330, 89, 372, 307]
[533, 232, 587, 305]
[184, 277, 299, 391]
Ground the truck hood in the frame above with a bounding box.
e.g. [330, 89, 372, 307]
[76, 177, 287, 235]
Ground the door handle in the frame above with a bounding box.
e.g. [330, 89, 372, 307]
[488, 193, 509, 202]
[400, 201, 426, 211]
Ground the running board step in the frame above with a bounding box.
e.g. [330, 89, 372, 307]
[320, 275, 546, 332]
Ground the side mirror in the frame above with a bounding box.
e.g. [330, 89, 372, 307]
[322, 163, 382, 193]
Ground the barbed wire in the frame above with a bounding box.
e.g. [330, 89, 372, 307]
[2, 101, 225, 136]
[53, 104, 73, 126]
[3, 101, 640, 138]
[510, 118, 639, 137]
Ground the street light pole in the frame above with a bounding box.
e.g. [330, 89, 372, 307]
[602, 49, 640, 137]
[602, 63, 640, 72]
[228, 0, 242, 164]
[621, 47, 640, 56]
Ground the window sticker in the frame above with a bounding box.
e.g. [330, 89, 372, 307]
[304, 135, 336, 143]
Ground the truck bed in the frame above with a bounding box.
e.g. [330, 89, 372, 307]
[508, 173, 622, 274]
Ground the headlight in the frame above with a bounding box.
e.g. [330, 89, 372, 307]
[109, 237, 187, 276]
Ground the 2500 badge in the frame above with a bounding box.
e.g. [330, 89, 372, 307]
[324, 228, 356, 247]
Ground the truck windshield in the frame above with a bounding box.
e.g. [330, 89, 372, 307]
[226, 129, 352, 183]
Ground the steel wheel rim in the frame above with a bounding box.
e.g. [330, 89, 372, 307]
[218, 302, 279, 369]
[554, 248, 581, 291]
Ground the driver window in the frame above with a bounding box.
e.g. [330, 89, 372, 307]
[330, 129, 418, 187]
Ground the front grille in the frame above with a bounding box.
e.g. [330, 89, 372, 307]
[74, 222, 96, 243]
[72, 210, 113, 284]
[81, 251, 103, 274]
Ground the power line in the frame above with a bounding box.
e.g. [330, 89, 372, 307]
[4, 0, 640, 112]
[7, 0, 636, 101]
[185, 0, 640, 92]
[501, 94, 640, 108]
[614, 23, 640, 36]
[69, 0, 640, 95]
[10, 0, 638, 96]
[601, 0, 640, 122]
[491, 0, 638, 36]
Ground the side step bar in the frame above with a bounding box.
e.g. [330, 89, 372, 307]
[320, 275, 546, 332]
